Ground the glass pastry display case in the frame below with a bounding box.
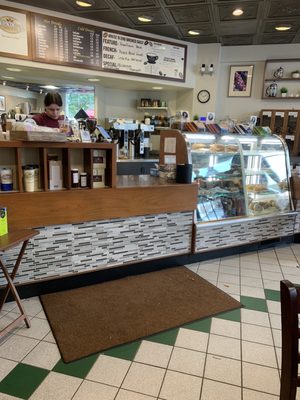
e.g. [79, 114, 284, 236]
[184, 133, 292, 223]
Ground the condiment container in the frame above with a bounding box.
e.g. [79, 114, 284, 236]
[0, 168, 13, 191]
[71, 168, 79, 188]
[23, 165, 35, 192]
[80, 172, 88, 188]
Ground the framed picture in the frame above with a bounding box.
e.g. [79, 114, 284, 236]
[228, 65, 254, 97]
[0, 96, 5, 111]
[80, 130, 91, 143]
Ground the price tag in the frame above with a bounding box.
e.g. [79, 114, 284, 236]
[286, 135, 295, 141]
[275, 112, 284, 117]
[263, 111, 272, 117]
[288, 112, 298, 117]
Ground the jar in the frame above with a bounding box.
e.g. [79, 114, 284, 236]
[23, 165, 35, 192]
[71, 169, 79, 188]
[0, 168, 13, 191]
[26, 164, 39, 191]
[80, 172, 88, 188]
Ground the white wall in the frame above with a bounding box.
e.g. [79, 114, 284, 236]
[0, 86, 38, 113]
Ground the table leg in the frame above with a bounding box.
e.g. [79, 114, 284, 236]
[0, 240, 31, 332]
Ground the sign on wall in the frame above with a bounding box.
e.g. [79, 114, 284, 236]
[0, 7, 31, 59]
[102, 30, 186, 82]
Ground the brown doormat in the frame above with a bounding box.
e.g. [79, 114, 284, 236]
[40, 266, 242, 363]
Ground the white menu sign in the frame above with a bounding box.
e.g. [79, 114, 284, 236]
[102, 30, 186, 81]
[0, 8, 29, 56]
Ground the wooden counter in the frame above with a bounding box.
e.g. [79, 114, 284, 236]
[1, 176, 198, 230]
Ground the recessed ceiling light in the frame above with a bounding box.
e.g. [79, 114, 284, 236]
[152, 86, 163, 90]
[6, 67, 22, 72]
[88, 78, 100, 82]
[188, 30, 201, 36]
[75, 0, 94, 7]
[232, 8, 244, 16]
[138, 16, 153, 23]
[275, 24, 292, 31]
[2, 76, 15, 79]
[40, 85, 59, 90]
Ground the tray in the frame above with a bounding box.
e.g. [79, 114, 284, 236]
[10, 130, 67, 142]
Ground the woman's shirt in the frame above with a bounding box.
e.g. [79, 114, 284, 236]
[32, 112, 62, 128]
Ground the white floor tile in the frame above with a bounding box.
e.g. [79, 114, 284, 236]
[1, 301, 17, 312]
[175, 328, 208, 352]
[208, 334, 241, 360]
[263, 280, 280, 291]
[218, 273, 240, 285]
[201, 379, 241, 400]
[72, 380, 118, 400]
[86, 354, 130, 387]
[210, 318, 240, 339]
[29, 371, 82, 400]
[217, 283, 240, 296]
[22, 341, 60, 370]
[0, 394, 24, 399]
[218, 266, 239, 276]
[243, 388, 279, 399]
[240, 268, 262, 278]
[197, 271, 218, 282]
[134, 340, 172, 368]
[168, 346, 205, 377]
[241, 309, 270, 327]
[242, 362, 280, 395]
[242, 324, 273, 346]
[22, 298, 43, 317]
[272, 329, 281, 348]
[261, 271, 283, 281]
[116, 389, 156, 400]
[159, 370, 202, 400]
[267, 300, 281, 315]
[0, 313, 23, 335]
[204, 354, 241, 386]
[260, 264, 281, 272]
[240, 286, 265, 299]
[42, 331, 56, 344]
[241, 276, 263, 288]
[16, 317, 51, 340]
[242, 341, 277, 367]
[0, 334, 39, 362]
[122, 362, 165, 397]
[269, 314, 281, 330]
[0, 357, 17, 380]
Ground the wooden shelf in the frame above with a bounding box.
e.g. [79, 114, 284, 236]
[265, 78, 300, 82]
[262, 97, 300, 100]
[137, 107, 168, 110]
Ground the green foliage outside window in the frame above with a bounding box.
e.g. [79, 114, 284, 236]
[66, 90, 95, 118]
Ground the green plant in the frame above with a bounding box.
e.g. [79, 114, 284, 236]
[280, 87, 288, 93]
[292, 70, 300, 74]
[193, 114, 199, 121]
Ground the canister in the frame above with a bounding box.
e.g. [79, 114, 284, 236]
[80, 172, 88, 188]
[71, 168, 79, 188]
[0, 168, 13, 191]
[23, 165, 35, 192]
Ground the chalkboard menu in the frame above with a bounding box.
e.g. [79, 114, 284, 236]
[32, 14, 101, 69]
[102, 30, 186, 81]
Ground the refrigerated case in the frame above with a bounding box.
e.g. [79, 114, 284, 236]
[184, 133, 293, 223]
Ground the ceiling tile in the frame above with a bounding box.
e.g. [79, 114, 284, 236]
[221, 35, 254, 46]
[164, 0, 206, 4]
[110, 0, 156, 8]
[66, 0, 110, 10]
[8, 0, 74, 13]
[125, 9, 167, 25]
[187, 36, 218, 44]
[218, 20, 257, 36]
[260, 34, 295, 44]
[135, 25, 180, 38]
[76, 10, 131, 27]
[218, 3, 258, 21]
[268, 0, 300, 18]
[169, 5, 210, 23]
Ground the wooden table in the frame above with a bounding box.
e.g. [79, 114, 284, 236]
[0, 229, 39, 339]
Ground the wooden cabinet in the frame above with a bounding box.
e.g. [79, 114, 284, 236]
[259, 109, 300, 156]
[0, 141, 116, 193]
[262, 59, 300, 100]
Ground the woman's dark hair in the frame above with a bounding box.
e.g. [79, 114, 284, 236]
[44, 92, 63, 107]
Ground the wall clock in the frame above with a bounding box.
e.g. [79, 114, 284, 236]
[197, 89, 210, 104]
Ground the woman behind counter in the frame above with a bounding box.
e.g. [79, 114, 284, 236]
[32, 92, 63, 129]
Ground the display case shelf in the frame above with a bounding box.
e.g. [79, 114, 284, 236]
[137, 107, 168, 110]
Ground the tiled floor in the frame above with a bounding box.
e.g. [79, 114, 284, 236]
[1, 243, 300, 399]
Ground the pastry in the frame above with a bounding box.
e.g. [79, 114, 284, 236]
[209, 143, 225, 152]
[192, 143, 206, 150]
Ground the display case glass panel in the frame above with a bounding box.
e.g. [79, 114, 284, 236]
[184, 133, 247, 222]
[184, 133, 293, 223]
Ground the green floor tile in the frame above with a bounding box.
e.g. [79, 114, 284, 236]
[53, 353, 99, 379]
[264, 289, 280, 302]
[0, 363, 49, 400]
[103, 341, 141, 361]
[240, 295, 268, 312]
[183, 318, 212, 333]
[215, 308, 241, 322]
[146, 328, 179, 345]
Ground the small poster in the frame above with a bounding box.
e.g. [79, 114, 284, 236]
[0, 7, 30, 57]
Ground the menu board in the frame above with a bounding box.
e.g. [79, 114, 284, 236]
[102, 30, 186, 81]
[32, 14, 101, 69]
[0, 7, 31, 59]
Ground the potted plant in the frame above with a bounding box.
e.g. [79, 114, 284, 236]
[281, 87, 288, 97]
[292, 70, 300, 79]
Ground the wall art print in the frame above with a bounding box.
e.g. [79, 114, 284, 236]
[228, 65, 254, 97]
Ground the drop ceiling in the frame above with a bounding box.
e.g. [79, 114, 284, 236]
[6, 0, 300, 46]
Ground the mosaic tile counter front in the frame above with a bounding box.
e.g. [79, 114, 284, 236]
[0, 212, 193, 287]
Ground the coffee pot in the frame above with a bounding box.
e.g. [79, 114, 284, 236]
[273, 66, 284, 79]
[266, 81, 278, 97]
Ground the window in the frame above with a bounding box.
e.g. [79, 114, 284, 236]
[65, 89, 95, 119]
